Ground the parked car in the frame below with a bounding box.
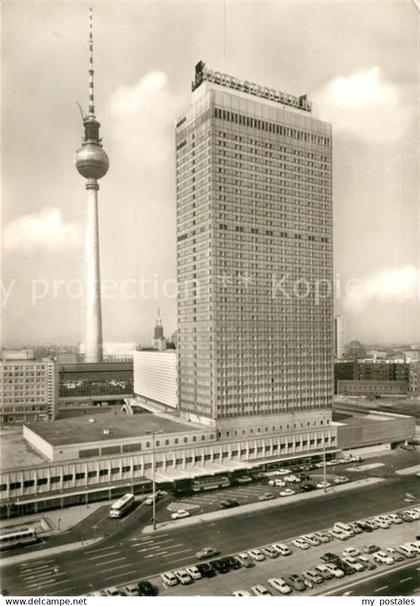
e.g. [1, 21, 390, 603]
[137, 581, 157, 596]
[397, 544, 417, 558]
[196, 563, 217, 578]
[315, 564, 334, 580]
[174, 569, 193, 585]
[225, 556, 242, 570]
[196, 546, 220, 560]
[302, 534, 321, 546]
[236, 552, 255, 567]
[316, 481, 331, 489]
[385, 547, 404, 562]
[251, 585, 272, 596]
[104, 587, 121, 596]
[262, 545, 279, 558]
[232, 590, 251, 596]
[334, 476, 349, 484]
[272, 542, 291, 556]
[373, 551, 394, 565]
[121, 584, 139, 596]
[267, 577, 292, 594]
[348, 522, 363, 535]
[171, 509, 190, 520]
[323, 563, 344, 578]
[292, 537, 310, 550]
[210, 559, 230, 574]
[388, 513, 403, 524]
[342, 547, 361, 558]
[330, 528, 352, 541]
[313, 531, 331, 543]
[248, 548, 265, 561]
[302, 569, 324, 585]
[287, 574, 306, 591]
[186, 566, 202, 580]
[363, 545, 380, 554]
[160, 572, 178, 587]
[342, 556, 364, 572]
[235, 475, 252, 484]
[268, 478, 286, 487]
[357, 555, 376, 570]
[320, 552, 340, 563]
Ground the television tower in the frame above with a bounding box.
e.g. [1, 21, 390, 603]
[75, 8, 109, 363]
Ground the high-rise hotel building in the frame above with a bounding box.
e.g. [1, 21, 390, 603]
[176, 62, 334, 442]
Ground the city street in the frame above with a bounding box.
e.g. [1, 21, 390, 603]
[1, 473, 418, 596]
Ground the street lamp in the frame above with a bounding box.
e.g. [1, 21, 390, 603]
[146, 429, 163, 531]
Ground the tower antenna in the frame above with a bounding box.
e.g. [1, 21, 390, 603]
[88, 6, 95, 117]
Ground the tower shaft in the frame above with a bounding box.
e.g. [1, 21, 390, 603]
[84, 179, 103, 363]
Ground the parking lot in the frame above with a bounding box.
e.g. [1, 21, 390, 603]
[150, 507, 420, 596]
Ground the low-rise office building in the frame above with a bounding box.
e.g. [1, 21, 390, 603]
[0, 352, 58, 425]
[337, 379, 409, 396]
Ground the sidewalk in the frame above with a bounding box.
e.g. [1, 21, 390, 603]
[142, 477, 385, 533]
[0, 501, 107, 535]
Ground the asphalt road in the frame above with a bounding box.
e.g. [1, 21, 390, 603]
[321, 561, 420, 596]
[1, 474, 418, 596]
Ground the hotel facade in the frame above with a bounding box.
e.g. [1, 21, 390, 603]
[176, 62, 334, 440]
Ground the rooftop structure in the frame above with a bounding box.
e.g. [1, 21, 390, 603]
[191, 61, 312, 112]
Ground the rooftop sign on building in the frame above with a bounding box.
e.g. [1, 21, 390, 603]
[191, 60, 312, 112]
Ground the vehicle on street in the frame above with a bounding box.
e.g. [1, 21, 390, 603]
[220, 499, 239, 509]
[273, 469, 289, 475]
[0, 527, 38, 550]
[121, 584, 139, 596]
[302, 569, 324, 585]
[272, 542, 291, 556]
[267, 578, 292, 594]
[235, 476, 252, 484]
[334, 476, 349, 484]
[262, 545, 279, 558]
[251, 585, 272, 596]
[171, 509, 190, 520]
[109, 493, 135, 519]
[284, 475, 300, 483]
[236, 552, 255, 567]
[279, 488, 295, 497]
[232, 590, 251, 596]
[248, 548, 265, 561]
[196, 547, 220, 560]
[137, 581, 157, 596]
[292, 537, 310, 550]
[373, 551, 394, 565]
[258, 492, 275, 501]
[287, 574, 306, 591]
[186, 566, 202, 580]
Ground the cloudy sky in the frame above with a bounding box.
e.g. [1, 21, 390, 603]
[1, 0, 419, 348]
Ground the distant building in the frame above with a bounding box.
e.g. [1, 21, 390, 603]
[2, 349, 35, 361]
[133, 351, 177, 409]
[152, 310, 166, 351]
[0, 352, 58, 424]
[334, 360, 409, 395]
[344, 340, 366, 360]
[409, 361, 420, 395]
[334, 316, 344, 360]
[58, 360, 133, 411]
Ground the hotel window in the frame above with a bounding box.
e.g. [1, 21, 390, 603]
[63, 474, 73, 482]
[99, 470, 108, 477]
[75, 473, 86, 480]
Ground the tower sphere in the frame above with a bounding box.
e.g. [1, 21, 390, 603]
[75, 142, 109, 180]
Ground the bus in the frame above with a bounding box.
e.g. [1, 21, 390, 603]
[0, 527, 38, 550]
[191, 475, 230, 492]
[109, 493, 135, 518]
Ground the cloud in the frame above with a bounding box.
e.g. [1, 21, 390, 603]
[3, 207, 81, 251]
[107, 70, 182, 171]
[314, 67, 411, 142]
[343, 265, 420, 313]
